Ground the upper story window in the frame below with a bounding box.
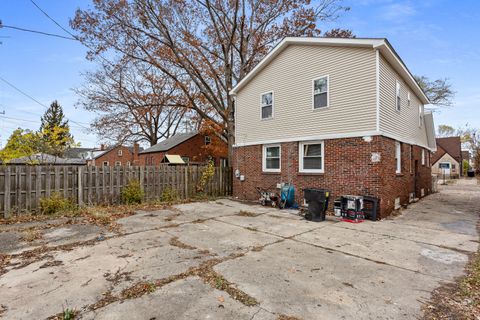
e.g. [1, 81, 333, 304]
[299, 141, 324, 173]
[396, 81, 401, 111]
[261, 92, 273, 119]
[262, 144, 280, 172]
[395, 141, 401, 174]
[313, 76, 329, 109]
[115, 161, 121, 166]
[407, 92, 411, 107]
[117, 149, 123, 156]
[204, 136, 211, 145]
[418, 104, 424, 127]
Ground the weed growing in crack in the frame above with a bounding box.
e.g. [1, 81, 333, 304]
[236, 210, 258, 217]
[169, 237, 197, 250]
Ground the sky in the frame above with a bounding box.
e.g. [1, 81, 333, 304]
[0, 0, 479, 148]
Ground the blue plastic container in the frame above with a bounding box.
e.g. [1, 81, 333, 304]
[280, 184, 295, 208]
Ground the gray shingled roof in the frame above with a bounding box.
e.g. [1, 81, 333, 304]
[7, 153, 86, 165]
[140, 132, 198, 154]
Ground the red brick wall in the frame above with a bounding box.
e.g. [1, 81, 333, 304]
[138, 134, 225, 166]
[87, 145, 138, 166]
[232, 136, 432, 218]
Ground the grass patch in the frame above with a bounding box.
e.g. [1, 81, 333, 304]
[20, 228, 42, 242]
[277, 315, 302, 320]
[236, 210, 259, 217]
[169, 237, 197, 250]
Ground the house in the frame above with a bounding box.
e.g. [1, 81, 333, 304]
[230, 37, 436, 218]
[431, 137, 463, 178]
[138, 131, 227, 166]
[6, 153, 86, 165]
[86, 144, 142, 167]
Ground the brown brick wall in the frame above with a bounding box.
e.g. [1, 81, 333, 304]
[87, 145, 138, 166]
[138, 134, 225, 166]
[232, 135, 432, 218]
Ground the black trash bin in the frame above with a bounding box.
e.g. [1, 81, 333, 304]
[468, 170, 475, 178]
[362, 196, 380, 221]
[303, 188, 330, 222]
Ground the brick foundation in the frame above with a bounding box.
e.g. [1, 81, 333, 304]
[232, 136, 432, 218]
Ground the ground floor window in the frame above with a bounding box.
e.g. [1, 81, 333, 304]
[262, 144, 280, 172]
[395, 141, 401, 173]
[299, 141, 324, 173]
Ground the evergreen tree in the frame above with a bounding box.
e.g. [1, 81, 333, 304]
[39, 101, 74, 156]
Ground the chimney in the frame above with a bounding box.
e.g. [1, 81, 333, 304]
[133, 142, 140, 164]
[100, 144, 106, 151]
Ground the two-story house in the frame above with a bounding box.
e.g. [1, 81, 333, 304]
[230, 37, 436, 218]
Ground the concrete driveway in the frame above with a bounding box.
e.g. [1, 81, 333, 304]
[0, 181, 478, 319]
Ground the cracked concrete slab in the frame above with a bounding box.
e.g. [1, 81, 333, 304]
[79, 277, 274, 320]
[294, 224, 469, 279]
[215, 239, 443, 320]
[167, 220, 282, 257]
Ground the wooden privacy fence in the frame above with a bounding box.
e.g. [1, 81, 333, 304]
[0, 165, 233, 218]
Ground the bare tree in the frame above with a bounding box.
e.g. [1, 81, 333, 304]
[415, 76, 454, 108]
[75, 58, 186, 146]
[71, 0, 351, 162]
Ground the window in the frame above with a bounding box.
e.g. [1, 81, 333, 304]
[421, 149, 425, 166]
[313, 76, 329, 109]
[419, 104, 424, 127]
[395, 141, 401, 173]
[115, 161, 121, 166]
[261, 92, 273, 119]
[117, 149, 123, 156]
[204, 136, 211, 145]
[396, 81, 401, 111]
[262, 145, 280, 172]
[126, 161, 131, 167]
[452, 164, 456, 169]
[299, 141, 324, 173]
[103, 161, 109, 167]
[407, 92, 411, 107]
[181, 156, 190, 164]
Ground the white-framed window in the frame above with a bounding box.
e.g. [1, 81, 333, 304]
[204, 136, 211, 145]
[395, 141, 401, 174]
[262, 144, 280, 172]
[117, 149, 123, 156]
[299, 141, 324, 173]
[312, 76, 329, 109]
[396, 81, 401, 111]
[126, 161, 131, 167]
[407, 92, 411, 107]
[421, 149, 425, 166]
[103, 161, 109, 167]
[260, 91, 273, 119]
[115, 161, 121, 166]
[418, 104, 424, 127]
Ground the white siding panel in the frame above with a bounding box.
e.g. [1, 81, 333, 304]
[379, 54, 429, 148]
[235, 45, 377, 145]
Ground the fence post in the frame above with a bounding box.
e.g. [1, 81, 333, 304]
[4, 167, 11, 218]
[78, 166, 84, 207]
[184, 167, 188, 199]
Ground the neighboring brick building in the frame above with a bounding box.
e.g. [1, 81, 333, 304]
[138, 131, 227, 166]
[230, 37, 437, 218]
[86, 144, 141, 166]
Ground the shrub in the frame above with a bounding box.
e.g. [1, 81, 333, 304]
[160, 187, 178, 203]
[121, 179, 144, 204]
[39, 192, 75, 215]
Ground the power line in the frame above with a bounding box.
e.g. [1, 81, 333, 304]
[29, 0, 78, 39]
[0, 25, 77, 41]
[0, 75, 90, 130]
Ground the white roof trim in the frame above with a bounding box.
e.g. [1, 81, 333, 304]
[229, 37, 430, 104]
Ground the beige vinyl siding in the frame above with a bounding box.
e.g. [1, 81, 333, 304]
[379, 54, 429, 148]
[235, 45, 377, 145]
